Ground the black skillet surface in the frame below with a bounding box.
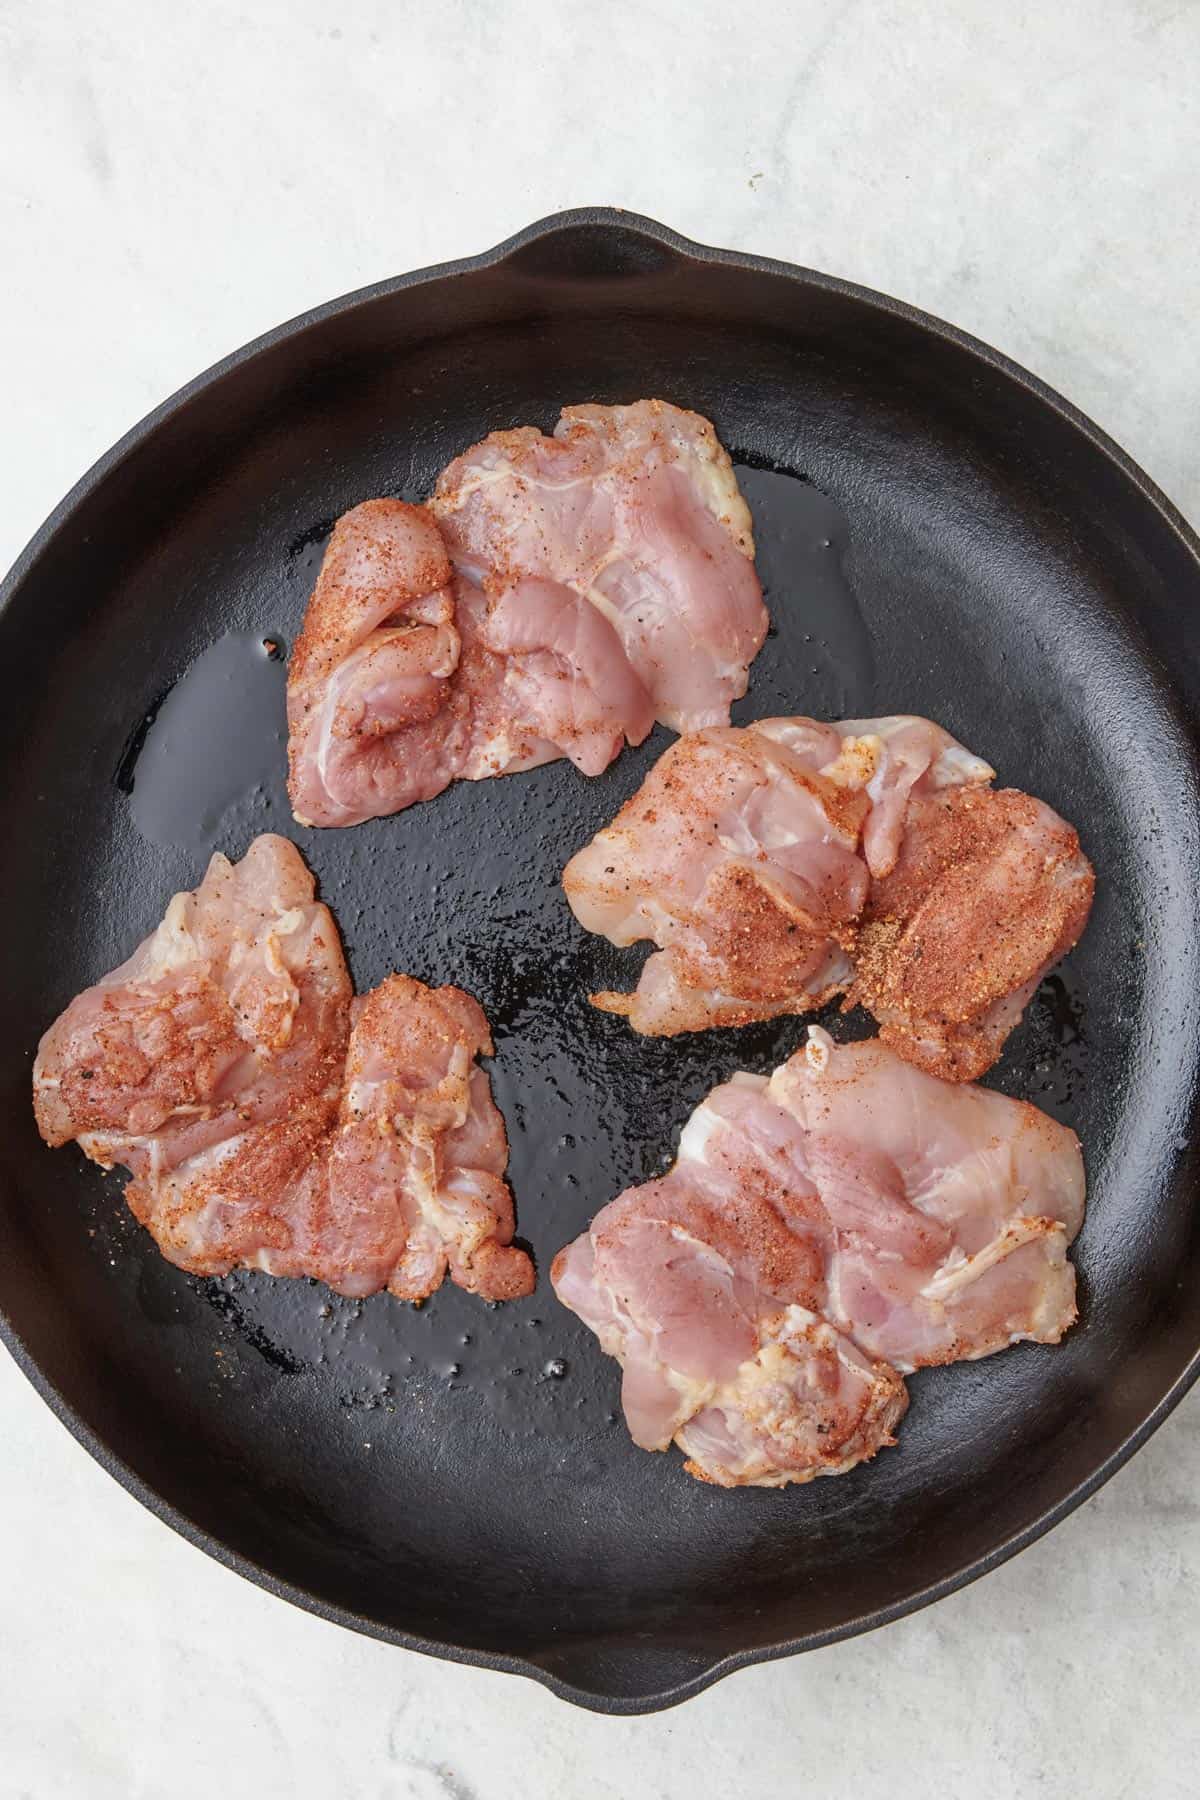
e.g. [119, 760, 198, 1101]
[2, 209, 1200, 1714]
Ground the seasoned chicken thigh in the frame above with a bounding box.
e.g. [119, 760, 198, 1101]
[34, 835, 533, 1302]
[564, 715, 1093, 1080]
[432, 400, 768, 734]
[552, 1026, 1085, 1487]
[288, 403, 765, 827]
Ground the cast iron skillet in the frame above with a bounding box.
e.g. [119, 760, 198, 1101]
[2, 209, 1199, 1715]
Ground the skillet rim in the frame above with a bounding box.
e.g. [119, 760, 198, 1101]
[2, 204, 1198, 1716]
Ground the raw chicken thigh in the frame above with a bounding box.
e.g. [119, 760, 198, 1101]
[287, 402, 766, 827]
[564, 715, 1093, 1080]
[33, 835, 533, 1302]
[431, 400, 767, 733]
[287, 501, 655, 826]
[552, 1026, 1085, 1488]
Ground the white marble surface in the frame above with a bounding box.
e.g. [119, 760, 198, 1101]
[3, 2, 1199, 1794]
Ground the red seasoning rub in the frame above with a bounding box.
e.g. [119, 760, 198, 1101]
[33, 835, 533, 1303]
[849, 784, 1094, 1081]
